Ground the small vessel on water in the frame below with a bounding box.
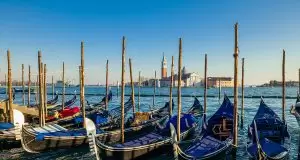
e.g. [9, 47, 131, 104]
[20, 96, 133, 153]
[246, 99, 290, 160]
[29, 93, 59, 108]
[13, 88, 35, 93]
[95, 97, 201, 160]
[290, 93, 300, 126]
[171, 95, 233, 160]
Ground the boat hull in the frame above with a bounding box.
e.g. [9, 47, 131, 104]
[96, 127, 195, 160]
[0, 134, 20, 150]
[21, 115, 167, 153]
[21, 125, 88, 153]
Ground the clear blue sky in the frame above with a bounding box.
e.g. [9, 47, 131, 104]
[0, 0, 299, 85]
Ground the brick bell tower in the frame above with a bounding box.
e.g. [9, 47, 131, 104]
[161, 53, 167, 79]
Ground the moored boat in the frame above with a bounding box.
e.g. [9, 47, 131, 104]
[86, 90, 113, 111]
[95, 98, 201, 160]
[290, 93, 300, 126]
[20, 97, 133, 153]
[171, 95, 233, 160]
[246, 99, 290, 160]
[0, 109, 25, 150]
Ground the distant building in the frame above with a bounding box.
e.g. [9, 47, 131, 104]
[160, 68, 201, 87]
[56, 80, 70, 87]
[207, 77, 234, 87]
[258, 80, 299, 87]
[143, 79, 160, 87]
[161, 53, 167, 79]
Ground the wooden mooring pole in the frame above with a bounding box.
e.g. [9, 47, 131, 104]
[62, 62, 65, 110]
[81, 41, 86, 128]
[233, 23, 239, 147]
[5, 74, 7, 95]
[282, 50, 286, 122]
[153, 71, 156, 109]
[7, 50, 14, 123]
[129, 58, 135, 114]
[241, 58, 245, 128]
[138, 71, 141, 112]
[105, 60, 109, 110]
[22, 64, 25, 105]
[218, 79, 221, 103]
[121, 36, 126, 143]
[177, 38, 182, 141]
[204, 54, 207, 113]
[44, 64, 47, 117]
[35, 75, 38, 105]
[38, 51, 45, 126]
[28, 65, 31, 107]
[169, 56, 174, 117]
[52, 75, 54, 99]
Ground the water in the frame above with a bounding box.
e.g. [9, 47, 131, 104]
[0, 86, 299, 159]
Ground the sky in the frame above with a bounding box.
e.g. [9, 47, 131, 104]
[0, 0, 300, 85]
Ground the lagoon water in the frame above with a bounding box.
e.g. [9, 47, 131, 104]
[0, 86, 299, 159]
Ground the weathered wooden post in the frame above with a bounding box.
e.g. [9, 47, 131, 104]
[28, 65, 31, 107]
[117, 81, 119, 97]
[169, 56, 174, 116]
[121, 36, 126, 143]
[218, 79, 221, 103]
[79, 66, 82, 108]
[204, 54, 207, 113]
[105, 60, 109, 110]
[81, 41, 86, 128]
[177, 38, 182, 141]
[129, 58, 135, 114]
[153, 71, 156, 109]
[233, 23, 239, 147]
[138, 71, 141, 112]
[282, 50, 286, 122]
[5, 74, 7, 95]
[22, 64, 25, 105]
[52, 75, 54, 99]
[62, 62, 65, 110]
[241, 58, 245, 128]
[35, 75, 38, 105]
[44, 64, 47, 117]
[7, 50, 14, 123]
[38, 51, 45, 126]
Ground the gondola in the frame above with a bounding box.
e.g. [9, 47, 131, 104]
[47, 94, 77, 110]
[20, 97, 134, 153]
[86, 90, 113, 111]
[0, 93, 111, 150]
[13, 88, 35, 93]
[0, 109, 25, 150]
[171, 95, 233, 160]
[29, 93, 59, 108]
[290, 93, 300, 126]
[95, 97, 201, 160]
[246, 99, 290, 160]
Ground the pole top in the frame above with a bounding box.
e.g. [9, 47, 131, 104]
[235, 22, 239, 28]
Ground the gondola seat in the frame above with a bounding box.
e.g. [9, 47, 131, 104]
[185, 135, 224, 157]
[113, 132, 164, 148]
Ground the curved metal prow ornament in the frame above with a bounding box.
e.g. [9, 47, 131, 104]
[86, 118, 100, 160]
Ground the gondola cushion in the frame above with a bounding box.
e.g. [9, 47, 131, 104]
[185, 135, 224, 157]
[35, 129, 86, 141]
[163, 114, 196, 132]
[113, 132, 164, 148]
[0, 122, 14, 130]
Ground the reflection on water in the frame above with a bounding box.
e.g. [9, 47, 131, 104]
[0, 87, 299, 159]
